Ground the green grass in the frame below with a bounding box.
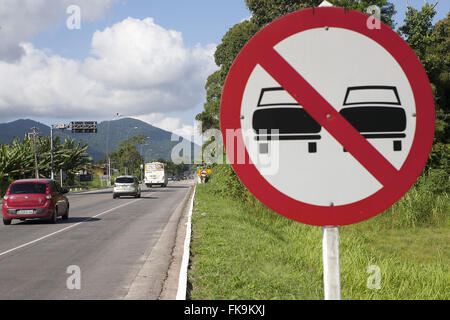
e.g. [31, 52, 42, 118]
[188, 184, 449, 300]
[78, 177, 111, 190]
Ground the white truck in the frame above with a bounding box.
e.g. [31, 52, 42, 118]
[144, 162, 168, 188]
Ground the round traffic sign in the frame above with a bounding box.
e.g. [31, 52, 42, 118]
[201, 170, 208, 177]
[220, 7, 435, 226]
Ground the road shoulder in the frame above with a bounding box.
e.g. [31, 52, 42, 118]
[124, 183, 194, 300]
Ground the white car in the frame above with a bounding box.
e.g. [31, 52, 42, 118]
[113, 176, 141, 199]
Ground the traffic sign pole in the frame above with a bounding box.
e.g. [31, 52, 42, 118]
[322, 226, 341, 300]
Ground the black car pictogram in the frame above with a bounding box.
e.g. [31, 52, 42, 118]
[339, 86, 407, 152]
[252, 87, 322, 153]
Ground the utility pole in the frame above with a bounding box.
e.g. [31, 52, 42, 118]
[50, 125, 55, 180]
[31, 127, 39, 179]
[108, 157, 112, 186]
[50, 123, 69, 181]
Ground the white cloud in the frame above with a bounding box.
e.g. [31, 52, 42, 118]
[134, 113, 202, 144]
[0, 17, 217, 123]
[0, 0, 117, 61]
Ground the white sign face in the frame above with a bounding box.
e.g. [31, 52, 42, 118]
[240, 27, 416, 206]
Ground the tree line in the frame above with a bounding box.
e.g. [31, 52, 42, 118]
[98, 134, 191, 179]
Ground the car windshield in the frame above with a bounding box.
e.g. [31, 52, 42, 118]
[115, 177, 135, 184]
[344, 86, 401, 105]
[258, 87, 298, 106]
[9, 183, 46, 195]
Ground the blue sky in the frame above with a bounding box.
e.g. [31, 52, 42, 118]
[31, 0, 449, 60]
[0, 0, 448, 139]
[31, 1, 252, 61]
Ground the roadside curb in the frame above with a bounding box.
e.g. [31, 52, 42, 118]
[159, 184, 195, 300]
[124, 183, 194, 300]
[165, 185, 195, 300]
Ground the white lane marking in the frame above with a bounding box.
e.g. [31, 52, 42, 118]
[176, 186, 196, 300]
[0, 199, 140, 258]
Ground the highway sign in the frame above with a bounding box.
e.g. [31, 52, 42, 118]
[71, 121, 98, 133]
[220, 7, 435, 226]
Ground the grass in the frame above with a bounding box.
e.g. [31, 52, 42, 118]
[188, 183, 449, 300]
[78, 177, 111, 190]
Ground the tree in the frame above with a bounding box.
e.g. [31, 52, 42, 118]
[430, 13, 450, 145]
[398, 4, 441, 79]
[196, 20, 260, 133]
[196, 0, 396, 134]
[246, 0, 395, 28]
[0, 135, 91, 194]
[399, 5, 449, 170]
[101, 135, 148, 177]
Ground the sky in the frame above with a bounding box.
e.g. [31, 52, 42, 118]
[0, 0, 448, 141]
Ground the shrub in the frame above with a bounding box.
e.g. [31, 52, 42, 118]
[208, 164, 246, 199]
[0, 177, 13, 197]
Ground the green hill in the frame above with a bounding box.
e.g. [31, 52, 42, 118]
[0, 118, 197, 162]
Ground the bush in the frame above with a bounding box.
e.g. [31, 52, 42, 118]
[427, 143, 449, 172]
[207, 165, 449, 229]
[207, 164, 257, 204]
[416, 168, 449, 194]
[0, 177, 13, 197]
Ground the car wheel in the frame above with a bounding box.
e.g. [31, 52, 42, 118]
[3, 218, 11, 225]
[49, 208, 58, 224]
[62, 205, 69, 220]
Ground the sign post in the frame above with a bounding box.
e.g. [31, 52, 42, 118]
[220, 7, 435, 299]
[322, 226, 341, 300]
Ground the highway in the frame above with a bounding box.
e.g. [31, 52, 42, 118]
[0, 180, 193, 300]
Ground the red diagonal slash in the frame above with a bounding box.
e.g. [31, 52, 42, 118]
[258, 48, 399, 187]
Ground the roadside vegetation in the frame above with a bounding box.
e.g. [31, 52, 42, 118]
[189, 166, 449, 299]
[189, 1, 449, 300]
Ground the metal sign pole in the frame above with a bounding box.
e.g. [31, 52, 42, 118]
[322, 226, 341, 300]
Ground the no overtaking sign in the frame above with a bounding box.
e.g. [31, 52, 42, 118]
[220, 7, 435, 226]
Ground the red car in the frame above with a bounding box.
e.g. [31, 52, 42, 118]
[2, 179, 69, 225]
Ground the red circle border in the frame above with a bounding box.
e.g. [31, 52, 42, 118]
[220, 8, 435, 226]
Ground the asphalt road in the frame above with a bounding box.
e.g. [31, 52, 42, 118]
[0, 180, 193, 300]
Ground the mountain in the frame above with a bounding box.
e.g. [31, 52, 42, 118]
[0, 119, 51, 143]
[0, 118, 198, 162]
